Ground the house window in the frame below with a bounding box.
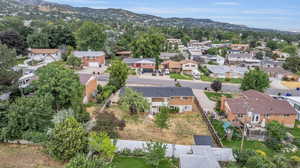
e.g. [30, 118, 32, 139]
[191, 65, 196, 67]
[264, 114, 270, 118]
[284, 114, 290, 117]
[237, 114, 243, 118]
[182, 97, 189, 100]
[185, 65, 189, 67]
[294, 104, 300, 111]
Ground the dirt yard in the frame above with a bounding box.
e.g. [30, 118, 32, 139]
[0, 143, 64, 168]
[106, 106, 211, 145]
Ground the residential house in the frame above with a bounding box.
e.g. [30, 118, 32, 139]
[206, 65, 248, 79]
[79, 74, 98, 104]
[278, 96, 300, 121]
[227, 53, 261, 68]
[230, 44, 249, 51]
[273, 50, 290, 61]
[193, 54, 225, 65]
[162, 60, 198, 74]
[211, 43, 231, 48]
[116, 51, 132, 58]
[28, 48, 61, 63]
[167, 38, 182, 50]
[262, 67, 298, 80]
[181, 60, 199, 75]
[221, 90, 297, 128]
[18, 73, 37, 88]
[188, 40, 211, 48]
[123, 58, 156, 72]
[227, 50, 243, 54]
[260, 59, 283, 68]
[160, 52, 180, 60]
[121, 87, 195, 114]
[73, 51, 106, 68]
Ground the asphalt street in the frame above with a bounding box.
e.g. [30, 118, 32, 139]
[99, 75, 300, 96]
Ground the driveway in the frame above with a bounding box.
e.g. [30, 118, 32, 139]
[270, 78, 288, 90]
[192, 89, 216, 114]
[77, 66, 107, 74]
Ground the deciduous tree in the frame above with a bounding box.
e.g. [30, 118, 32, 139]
[89, 132, 116, 161]
[240, 69, 270, 92]
[211, 80, 222, 92]
[154, 107, 170, 130]
[143, 142, 167, 168]
[119, 88, 149, 115]
[108, 60, 129, 90]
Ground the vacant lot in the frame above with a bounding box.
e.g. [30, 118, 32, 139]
[0, 143, 64, 168]
[107, 106, 210, 145]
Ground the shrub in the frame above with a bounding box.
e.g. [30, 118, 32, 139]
[47, 117, 88, 161]
[93, 112, 123, 138]
[143, 142, 167, 168]
[88, 132, 116, 161]
[21, 131, 48, 144]
[96, 85, 116, 104]
[65, 154, 109, 168]
[233, 149, 257, 166]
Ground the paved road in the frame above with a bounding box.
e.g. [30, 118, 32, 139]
[99, 75, 300, 96]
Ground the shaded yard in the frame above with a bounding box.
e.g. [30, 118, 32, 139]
[0, 143, 64, 168]
[106, 106, 210, 145]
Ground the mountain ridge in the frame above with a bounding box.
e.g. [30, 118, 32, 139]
[0, 0, 295, 34]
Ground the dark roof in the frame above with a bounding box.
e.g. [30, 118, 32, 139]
[226, 90, 297, 115]
[194, 135, 213, 146]
[121, 87, 194, 98]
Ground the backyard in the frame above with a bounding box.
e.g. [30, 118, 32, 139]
[200, 75, 242, 84]
[106, 106, 210, 145]
[113, 156, 176, 168]
[204, 91, 233, 102]
[170, 73, 193, 80]
[0, 143, 64, 168]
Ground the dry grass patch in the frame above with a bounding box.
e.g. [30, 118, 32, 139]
[0, 143, 64, 168]
[106, 106, 210, 145]
[282, 81, 300, 89]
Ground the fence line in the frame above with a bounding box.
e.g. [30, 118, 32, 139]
[194, 99, 224, 147]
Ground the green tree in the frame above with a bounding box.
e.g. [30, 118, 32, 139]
[240, 69, 270, 92]
[0, 44, 19, 94]
[211, 80, 222, 92]
[0, 31, 27, 55]
[75, 22, 107, 51]
[42, 24, 76, 48]
[267, 41, 279, 50]
[89, 132, 116, 161]
[207, 48, 219, 55]
[265, 121, 286, 151]
[93, 112, 124, 138]
[255, 52, 264, 60]
[108, 60, 129, 90]
[67, 54, 82, 69]
[143, 142, 167, 168]
[47, 117, 88, 161]
[1, 95, 54, 140]
[154, 107, 170, 130]
[282, 45, 298, 56]
[119, 88, 150, 115]
[27, 31, 50, 48]
[283, 57, 300, 73]
[272, 155, 292, 168]
[34, 62, 89, 122]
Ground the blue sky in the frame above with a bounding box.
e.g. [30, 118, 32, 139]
[47, 0, 300, 31]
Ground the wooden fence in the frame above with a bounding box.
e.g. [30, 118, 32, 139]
[194, 99, 224, 147]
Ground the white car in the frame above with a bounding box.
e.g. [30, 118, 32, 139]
[192, 69, 201, 79]
[164, 69, 170, 75]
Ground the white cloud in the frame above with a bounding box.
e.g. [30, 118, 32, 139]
[214, 2, 240, 6]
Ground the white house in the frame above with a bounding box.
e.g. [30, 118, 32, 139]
[29, 48, 61, 63]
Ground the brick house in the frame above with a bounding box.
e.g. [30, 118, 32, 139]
[162, 60, 198, 74]
[221, 90, 297, 128]
[79, 74, 98, 104]
[123, 58, 156, 72]
[73, 51, 105, 68]
[121, 87, 195, 114]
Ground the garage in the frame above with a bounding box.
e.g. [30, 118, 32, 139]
[88, 62, 99, 67]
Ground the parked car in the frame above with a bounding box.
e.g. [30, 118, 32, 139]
[192, 69, 201, 79]
[164, 69, 170, 75]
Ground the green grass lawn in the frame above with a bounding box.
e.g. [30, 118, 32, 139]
[16, 57, 28, 65]
[170, 73, 193, 80]
[113, 156, 174, 168]
[200, 75, 242, 84]
[204, 91, 233, 102]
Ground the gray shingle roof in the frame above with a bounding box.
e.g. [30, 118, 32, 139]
[73, 51, 105, 58]
[121, 87, 194, 98]
[123, 58, 155, 64]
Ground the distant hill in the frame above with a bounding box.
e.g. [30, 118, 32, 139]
[0, 0, 293, 33]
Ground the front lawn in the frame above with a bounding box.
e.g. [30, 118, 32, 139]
[170, 73, 193, 80]
[113, 156, 174, 168]
[201, 75, 242, 84]
[204, 91, 233, 102]
[107, 106, 210, 145]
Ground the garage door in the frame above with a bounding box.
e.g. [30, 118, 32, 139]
[88, 62, 99, 67]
